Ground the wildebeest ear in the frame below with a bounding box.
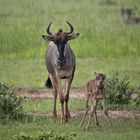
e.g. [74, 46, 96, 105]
[42, 35, 53, 41]
[67, 33, 79, 40]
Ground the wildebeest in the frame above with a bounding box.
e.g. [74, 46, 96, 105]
[42, 21, 79, 123]
[121, 7, 140, 24]
[79, 73, 112, 130]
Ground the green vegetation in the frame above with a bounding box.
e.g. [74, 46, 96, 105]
[0, 0, 140, 88]
[106, 71, 133, 104]
[23, 98, 84, 112]
[1, 57, 140, 87]
[0, 116, 139, 140]
[13, 131, 76, 140]
[0, 0, 140, 58]
[23, 98, 140, 113]
[0, 0, 140, 139]
[0, 83, 139, 140]
[0, 83, 23, 120]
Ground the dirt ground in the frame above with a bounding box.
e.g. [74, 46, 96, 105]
[15, 87, 86, 99]
[15, 87, 140, 118]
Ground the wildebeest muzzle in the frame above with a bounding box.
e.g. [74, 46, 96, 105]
[57, 58, 66, 67]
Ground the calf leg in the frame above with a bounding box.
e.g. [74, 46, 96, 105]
[79, 94, 90, 127]
[94, 108, 101, 127]
[102, 99, 112, 128]
[86, 98, 97, 130]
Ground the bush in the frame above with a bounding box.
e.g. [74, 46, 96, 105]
[105, 72, 133, 104]
[13, 131, 76, 140]
[131, 94, 140, 106]
[0, 83, 23, 120]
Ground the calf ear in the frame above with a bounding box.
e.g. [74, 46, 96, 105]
[67, 33, 79, 40]
[42, 35, 53, 41]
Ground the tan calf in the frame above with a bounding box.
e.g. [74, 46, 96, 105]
[79, 73, 112, 130]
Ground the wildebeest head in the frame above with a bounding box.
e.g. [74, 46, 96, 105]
[121, 6, 137, 18]
[95, 73, 106, 86]
[121, 8, 133, 17]
[42, 21, 79, 67]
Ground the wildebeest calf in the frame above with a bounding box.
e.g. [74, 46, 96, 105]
[79, 73, 112, 130]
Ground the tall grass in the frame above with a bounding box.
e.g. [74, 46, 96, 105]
[0, 0, 140, 87]
[1, 57, 140, 87]
[0, 0, 140, 58]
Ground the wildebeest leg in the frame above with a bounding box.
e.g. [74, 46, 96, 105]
[63, 75, 74, 122]
[102, 98, 112, 128]
[63, 79, 70, 122]
[56, 77, 64, 123]
[49, 74, 57, 117]
[79, 94, 90, 127]
[86, 98, 96, 130]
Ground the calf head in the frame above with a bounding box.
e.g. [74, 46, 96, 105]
[95, 73, 106, 88]
[42, 21, 79, 67]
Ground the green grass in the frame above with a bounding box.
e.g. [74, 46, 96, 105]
[0, 116, 140, 140]
[0, 0, 140, 88]
[0, 1, 140, 140]
[23, 98, 84, 112]
[1, 97, 140, 140]
[0, 57, 140, 87]
[0, 0, 140, 58]
[23, 98, 140, 113]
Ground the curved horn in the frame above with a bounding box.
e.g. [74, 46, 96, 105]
[66, 21, 74, 35]
[46, 22, 53, 36]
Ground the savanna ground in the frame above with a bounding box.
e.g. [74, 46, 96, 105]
[0, 0, 140, 140]
[1, 87, 140, 140]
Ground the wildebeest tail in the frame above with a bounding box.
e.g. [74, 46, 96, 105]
[45, 77, 52, 88]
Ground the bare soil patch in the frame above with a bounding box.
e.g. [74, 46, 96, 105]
[26, 110, 140, 118]
[15, 87, 140, 118]
[15, 87, 86, 99]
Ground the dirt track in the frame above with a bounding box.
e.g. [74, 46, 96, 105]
[16, 87, 140, 118]
[15, 87, 86, 99]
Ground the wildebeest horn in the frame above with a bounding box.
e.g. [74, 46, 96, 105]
[46, 22, 53, 36]
[66, 21, 74, 35]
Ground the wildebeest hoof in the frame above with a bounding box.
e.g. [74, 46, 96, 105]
[52, 112, 57, 117]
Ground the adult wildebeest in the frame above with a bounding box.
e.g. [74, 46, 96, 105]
[79, 73, 112, 130]
[42, 21, 79, 123]
[121, 7, 140, 24]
